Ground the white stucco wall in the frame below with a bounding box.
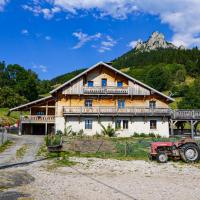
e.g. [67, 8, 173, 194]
[55, 116, 65, 133]
[64, 116, 169, 137]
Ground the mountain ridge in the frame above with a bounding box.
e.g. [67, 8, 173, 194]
[134, 31, 185, 52]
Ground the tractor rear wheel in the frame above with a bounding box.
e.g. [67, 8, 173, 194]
[156, 152, 168, 163]
[180, 143, 200, 163]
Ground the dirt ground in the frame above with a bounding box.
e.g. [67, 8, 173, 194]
[1, 157, 200, 200]
[0, 134, 44, 167]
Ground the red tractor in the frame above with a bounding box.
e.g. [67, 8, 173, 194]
[149, 138, 200, 163]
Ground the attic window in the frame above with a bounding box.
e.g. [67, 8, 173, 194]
[88, 81, 94, 87]
[117, 81, 123, 87]
[149, 101, 156, 109]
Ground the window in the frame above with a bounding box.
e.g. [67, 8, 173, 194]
[149, 101, 156, 109]
[115, 120, 121, 129]
[117, 81, 123, 87]
[85, 99, 93, 107]
[36, 112, 45, 115]
[123, 120, 129, 129]
[85, 119, 92, 129]
[150, 120, 157, 129]
[118, 100, 125, 109]
[88, 81, 94, 87]
[102, 79, 107, 87]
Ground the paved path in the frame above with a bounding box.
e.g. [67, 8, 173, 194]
[0, 134, 44, 167]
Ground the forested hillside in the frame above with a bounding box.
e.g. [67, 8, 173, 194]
[113, 48, 200, 109]
[1, 47, 200, 109]
[0, 61, 86, 108]
[0, 61, 51, 108]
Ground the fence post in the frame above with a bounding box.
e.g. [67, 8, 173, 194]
[124, 141, 127, 156]
[191, 120, 194, 139]
[1, 129, 3, 145]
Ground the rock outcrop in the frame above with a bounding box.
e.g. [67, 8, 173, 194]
[134, 31, 184, 52]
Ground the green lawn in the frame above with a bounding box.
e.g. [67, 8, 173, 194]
[51, 136, 181, 161]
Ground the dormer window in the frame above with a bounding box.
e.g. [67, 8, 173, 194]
[117, 81, 123, 87]
[149, 101, 156, 109]
[88, 81, 94, 87]
[102, 79, 107, 87]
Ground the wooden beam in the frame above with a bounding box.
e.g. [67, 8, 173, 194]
[170, 119, 174, 136]
[191, 120, 194, 138]
[45, 123, 48, 135]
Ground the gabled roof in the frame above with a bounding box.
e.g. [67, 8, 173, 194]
[10, 96, 54, 112]
[50, 61, 174, 102]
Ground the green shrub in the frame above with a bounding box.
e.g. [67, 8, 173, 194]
[71, 131, 77, 136]
[148, 133, 156, 138]
[45, 134, 62, 146]
[56, 130, 63, 135]
[64, 126, 72, 136]
[132, 132, 160, 138]
[77, 129, 84, 137]
[100, 123, 115, 137]
[140, 133, 146, 137]
[133, 132, 140, 137]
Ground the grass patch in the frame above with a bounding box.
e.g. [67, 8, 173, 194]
[37, 143, 48, 157]
[0, 140, 13, 153]
[46, 152, 77, 171]
[62, 136, 181, 161]
[0, 186, 8, 192]
[16, 145, 28, 158]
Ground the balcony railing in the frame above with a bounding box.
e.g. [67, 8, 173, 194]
[83, 86, 129, 94]
[63, 106, 170, 116]
[63, 86, 150, 95]
[172, 110, 200, 119]
[21, 115, 55, 123]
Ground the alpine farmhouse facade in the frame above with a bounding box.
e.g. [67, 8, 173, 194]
[10, 62, 174, 137]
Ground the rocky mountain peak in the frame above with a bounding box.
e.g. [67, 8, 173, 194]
[134, 31, 183, 52]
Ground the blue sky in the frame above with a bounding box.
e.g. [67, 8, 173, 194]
[0, 0, 199, 80]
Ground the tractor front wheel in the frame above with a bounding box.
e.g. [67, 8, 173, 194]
[156, 152, 168, 163]
[180, 143, 200, 163]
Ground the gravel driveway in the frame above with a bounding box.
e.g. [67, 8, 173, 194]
[0, 134, 44, 167]
[1, 157, 200, 200]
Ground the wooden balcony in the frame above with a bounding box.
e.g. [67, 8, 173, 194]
[63, 86, 150, 95]
[172, 110, 200, 120]
[63, 106, 171, 116]
[21, 115, 55, 123]
[83, 86, 129, 94]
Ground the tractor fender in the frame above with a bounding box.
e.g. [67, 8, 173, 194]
[178, 142, 199, 149]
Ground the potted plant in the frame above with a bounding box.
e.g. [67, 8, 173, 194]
[45, 131, 63, 152]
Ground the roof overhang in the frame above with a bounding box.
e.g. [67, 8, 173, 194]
[10, 96, 54, 112]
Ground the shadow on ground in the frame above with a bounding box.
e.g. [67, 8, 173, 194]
[0, 191, 31, 200]
[0, 170, 34, 200]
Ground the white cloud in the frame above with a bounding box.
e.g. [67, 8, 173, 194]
[99, 36, 117, 53]
[72, 31, 101, 49]
[24, 0, 200, 47]
[133, 0, 200, 47]
[22, 4, 60, 19]
[128, 40, 138, 49]
[45, 36, 51, 40]
[0, 0, 9, 11]
[33, 64, 48, 72]
[23, 0, 138, 19]
[21, 29, 29, 35]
